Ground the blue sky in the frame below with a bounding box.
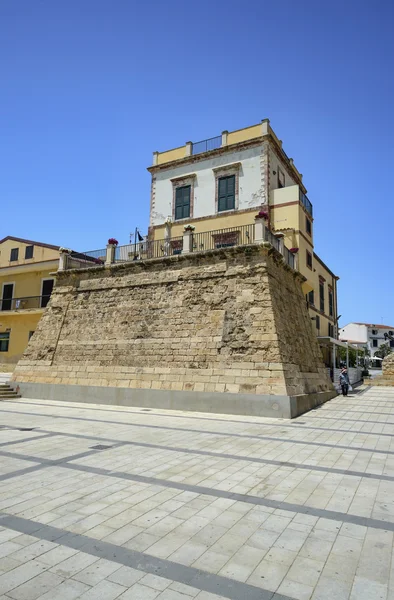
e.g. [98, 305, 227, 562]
[1, 0, 393, 326]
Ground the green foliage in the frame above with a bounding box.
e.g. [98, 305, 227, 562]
[374, 343, 392, 359]
[338, 346, 358, 367]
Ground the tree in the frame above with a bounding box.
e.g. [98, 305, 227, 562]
[374, 343, 392, 359]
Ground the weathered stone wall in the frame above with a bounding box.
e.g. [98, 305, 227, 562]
[368, 353, 394, 386]
[13, 245, 334, 407]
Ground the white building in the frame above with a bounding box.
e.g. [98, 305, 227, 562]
[339, 322, 394, 356]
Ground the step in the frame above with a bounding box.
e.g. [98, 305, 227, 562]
[0, 395, 21, 400]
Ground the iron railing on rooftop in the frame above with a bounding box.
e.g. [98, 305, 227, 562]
[82, 248, 107, 261]
[62, 226, 298, 271]
[191, 224, 254, 253]
[299, 190, 313, 216]
[115, 237, 184, 263]
[192, 135, 222, 155]
[65, 251, 105, 270]
[0, 295, 51, 312]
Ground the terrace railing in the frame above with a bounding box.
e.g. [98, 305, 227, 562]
[299, 190, 313, 216]
[192, 135, 222, 155]
[0, 296, 50, 311]
[191, 224, 254, 253]
[61, 225, 298, 272]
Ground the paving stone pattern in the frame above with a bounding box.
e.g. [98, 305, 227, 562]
[0, 386, 394, 599]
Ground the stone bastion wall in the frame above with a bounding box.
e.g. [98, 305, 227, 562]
[12, 244, 335, 417]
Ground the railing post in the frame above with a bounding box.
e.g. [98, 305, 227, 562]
[152, 151, 159, 166]
[185, 142, 192, 157]
[182, 231, 193, 254]
[58, 248, 72, 271]
[105, 244, 116, 266]
[254, 218, 266, 243]
[221, 130, 228, 146]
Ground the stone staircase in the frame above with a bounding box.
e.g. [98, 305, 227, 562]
[0, 383, 21, 400]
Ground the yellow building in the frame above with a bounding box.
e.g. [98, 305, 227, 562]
[0, 236, 60, 364]
[147, 119, 339, 345]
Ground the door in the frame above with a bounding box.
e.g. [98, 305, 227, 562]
[1, 284, 14, 311]
[41, 279, 54, 308]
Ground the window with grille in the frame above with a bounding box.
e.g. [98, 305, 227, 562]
[25, 245, 34, 259]
[218, 175, 235, 212]
[306, 217, 312, 235]
[315, 316, 320, 330]
[308, 290, 314, 305]
[174, 186, 191, 220]
[306, 251, 312, 269]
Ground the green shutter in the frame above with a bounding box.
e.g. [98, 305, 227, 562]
[218, 176, 235, 212]
[175, 186, 191, 220]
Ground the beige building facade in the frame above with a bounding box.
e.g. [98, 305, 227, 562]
[0, 236, 59, 364]
[148, 120, 339, 342]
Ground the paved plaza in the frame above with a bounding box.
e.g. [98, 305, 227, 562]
[0, 386, 394, 599]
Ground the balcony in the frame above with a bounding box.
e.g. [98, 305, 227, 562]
[299, 190, 313, 216]
[66, 225, 296, 271]
[271, 184, 313, 217]
[0, 296, 51, 312]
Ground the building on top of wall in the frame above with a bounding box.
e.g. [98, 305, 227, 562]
[147, 119, 339, 350]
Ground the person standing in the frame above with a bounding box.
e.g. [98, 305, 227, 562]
[339, 367, 350, 396]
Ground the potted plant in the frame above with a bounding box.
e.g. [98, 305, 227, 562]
[255, 211, 269, 220]
[108, 238, 119, 246]
[289, 247, 299, 254]
[183, 224, 195, 232]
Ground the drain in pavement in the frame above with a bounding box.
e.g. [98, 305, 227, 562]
[141, 409, 151, 412]
[18, 428, 35, 431]
[90, 444, 114, 450]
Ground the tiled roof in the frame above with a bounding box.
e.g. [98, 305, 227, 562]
[354, 323, 394, 329]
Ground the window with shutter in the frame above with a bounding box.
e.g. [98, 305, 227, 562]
[218, 176, 235, 212]
[319, 281, 325, 312]
[174, 186, 191, 220]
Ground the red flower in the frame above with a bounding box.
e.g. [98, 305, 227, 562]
[255, 211, 269, 220]
[289, 248, 299, 254]
[108, 238, 119, 246]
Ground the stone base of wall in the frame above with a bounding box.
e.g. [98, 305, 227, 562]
[13, 381, 337, 419]
[367, 354, 394, 386]
[365, 375, 394, 387]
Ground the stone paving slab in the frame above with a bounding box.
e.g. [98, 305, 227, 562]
[0, 386, 394, 598]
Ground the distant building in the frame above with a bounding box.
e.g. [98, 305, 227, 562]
[339, 322, 394, 356]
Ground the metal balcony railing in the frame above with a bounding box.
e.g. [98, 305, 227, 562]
[65, 251, 106, 270]
[299, 190, 313, 216]
[191, 224, 254, 252]
[192, 135, 222, 155]
[63, 225, 297, 271]
[0, 296, 51, 311]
